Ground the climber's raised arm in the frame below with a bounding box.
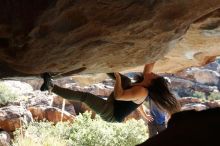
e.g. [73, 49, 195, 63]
[114, 72, 148, 102]
[143, 62, 155, 76]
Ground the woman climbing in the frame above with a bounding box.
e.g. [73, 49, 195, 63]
[132, 63, 180, 137]
[40, 63, 180, 123]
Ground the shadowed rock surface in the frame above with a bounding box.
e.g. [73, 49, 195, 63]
[0, 0, 220, 78]
[138, 108, 220, 146]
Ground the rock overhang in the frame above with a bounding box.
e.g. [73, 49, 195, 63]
[0, 0, 220, 79]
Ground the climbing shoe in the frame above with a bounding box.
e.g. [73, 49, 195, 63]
[40, 73, 54, 91]
[107, 73, 116, 80]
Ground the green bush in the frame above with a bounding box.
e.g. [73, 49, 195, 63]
[207, 92, 220, 101]
[68, 112, 147, 146]
[0, 82, 19, 106]
[13, 122, 70, 146]
[192, 91, 206, 100]
[13, 112, 148, 146]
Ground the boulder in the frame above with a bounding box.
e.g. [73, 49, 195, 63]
[0, 0, 220, 78]
[179, 97, 220, 111]
[28, 106, 75, 123]
[26, 90, 54, 107]
[167, 75, 218, 97]
[181, 103, 207, 111]
[204, 100, 220, 108]
[69, 83, 113, 97]
[179, 68, 220, 86]
[72, 74, 109, 86]
[21, 76, 74, 90]
[45, 107, 75, 123]
[0, 106, 33, 132]
[0, 131, 10, 146]
[52, 96, 72, 106]
[178, 97, 201, 106]
[204, 58, 220, 72]
[2, 81, 33, 95]
[52, 96, 76, 115]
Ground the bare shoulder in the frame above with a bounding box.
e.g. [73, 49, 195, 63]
[116, 85, 148, 101]
[131, 86, 148, 96]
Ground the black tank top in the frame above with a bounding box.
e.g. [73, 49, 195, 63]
[113, 100, 142, 122]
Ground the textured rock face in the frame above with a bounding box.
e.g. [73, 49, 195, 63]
[0, 0, 220, 78]
[28, 106, 75, 123]
[177, 68, 220, 86]
[154, 10, 220, 73]
[0, 106, 33, 131]
[167, 75, 218, 97]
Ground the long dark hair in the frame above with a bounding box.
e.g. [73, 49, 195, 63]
[134, 74, 180, 115]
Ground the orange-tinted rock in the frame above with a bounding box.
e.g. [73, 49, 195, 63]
[52, 96, 72, 106]
[178, 97, 202, 106]
[45, 107, 75, 123]
[28, 106, 75, 123]
[0, 119, 20, 132]
[204, 100, 220, 108]
[179, 97, 220, 111]
[0, 106, 33, 132]
[28, 107, 45, 121]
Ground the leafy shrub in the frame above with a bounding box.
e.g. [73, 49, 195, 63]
[13, 112, 148, 146]
[192, 91, 206, 100]
[0, 82, 19, 105]
[68, 112, 147, 146]
[207, 92, 220, 101]
[13, 122, 70, 146]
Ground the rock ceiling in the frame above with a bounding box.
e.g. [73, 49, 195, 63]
[0, 0, 220, 78]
